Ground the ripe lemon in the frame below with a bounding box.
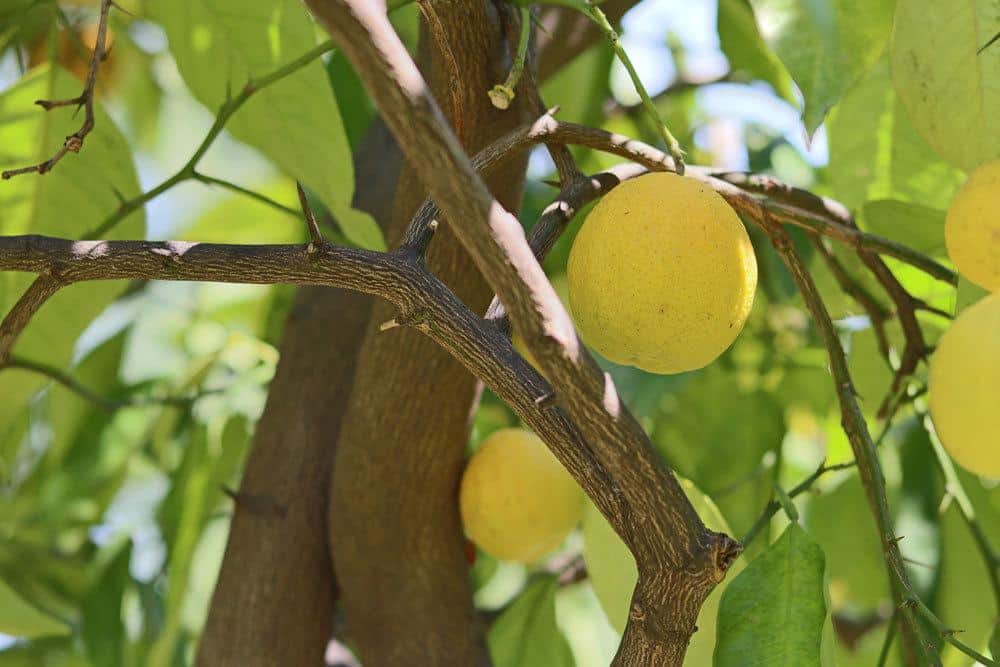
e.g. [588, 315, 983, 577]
[945, 159, 1000, 292]
[582, 477, 743, 663]
[460, 428, 583, 562]
[567, 172, 757, 374]
[929, 292, 1000, 478]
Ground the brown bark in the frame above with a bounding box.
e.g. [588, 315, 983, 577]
[327, 5, 532, 665]
[196, 3, 638, 664]
[196, 128, 401, 666]
[307, 1, 740, 663]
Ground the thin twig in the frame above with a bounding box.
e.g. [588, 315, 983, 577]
[810, 235, 892, 362]
[741, 202, 937, 662]
[193, 171, 300, 219]
[579, 0, 685, 173]
[296, 182, 325, 245]
[0, 355, 206, 412]
[741, 460, 855, 546]
[2, 0, 114, 179]
[0, 276, 63, 362]
[84, 39, 338, 238]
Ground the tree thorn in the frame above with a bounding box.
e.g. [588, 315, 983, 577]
[535, 391, 557, 408]
[297, 182, 325, 245]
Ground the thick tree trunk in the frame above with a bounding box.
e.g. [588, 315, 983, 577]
[327, 5, 532, 664]
[196, 127, 401, 666]
[198, 3, 637, 664]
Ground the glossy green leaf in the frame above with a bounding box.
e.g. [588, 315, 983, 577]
[715, 523, 826, 666]
[488, 576, 574, 667]
[154, 0, 384, 249]
[748, 0, 894, 132]
[891, 0, 1000, 171]
[827, 58, 966, 212]
[0, 576, 68, 639]
[0, 65, 144, 473]
[717, 0, 795, 104]
[862, 200, 946, 256]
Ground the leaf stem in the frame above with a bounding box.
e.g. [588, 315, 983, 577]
[583, 2, 686, 173]
[87, 38, 339, 238]
[489, 7, 531, 110]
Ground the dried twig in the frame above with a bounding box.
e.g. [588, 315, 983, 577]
[2, 0, 114, 179]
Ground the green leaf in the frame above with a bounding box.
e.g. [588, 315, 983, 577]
[717, 0, 796, 104]
[715, 523, 826, 666]
[748, 0, 894, 133]
[891, 0, 1000, 171]
[0, 65, 144, 471]
[488, 575, 574, 667]
[804, 476, 889, 612]
[653, 366, 784, 536]
[827, 58, 966, 212]
[956, 274, 991, 315]
[0, 576, 69, 639]
[81, 541, 132, 667]
[862, 200, 946, 256]
[934, 471, 1000, 665]
[154, 0, 384, 249]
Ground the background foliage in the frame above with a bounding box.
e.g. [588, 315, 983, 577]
[0, 0, 997, 665]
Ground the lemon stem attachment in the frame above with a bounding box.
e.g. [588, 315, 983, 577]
[584, 1, 686, 174]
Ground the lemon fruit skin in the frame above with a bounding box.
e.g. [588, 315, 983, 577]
[929, 292, 1000, 478]
[567, 172, 757, 374]
[945, 159, 1000, 292]
[581, 478, 743, 663]
[460, 428, 584, 562]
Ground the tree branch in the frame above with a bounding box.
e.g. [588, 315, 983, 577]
[1, 0, 114, 179]
[0, 275, 62, 362]
[304, 3, 738, 663]
[700, 174, 939, 663]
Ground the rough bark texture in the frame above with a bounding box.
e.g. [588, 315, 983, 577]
[196, 128, 400, 666]
[307, 1, 740, 663]
[327, 4, 533, 664]
[196, 3, 632, 664]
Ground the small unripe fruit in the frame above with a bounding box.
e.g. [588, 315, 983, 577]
[459, 428, 583, 562]
[568, 172, 757, 374]
[945, 159, 1000, 292]
[929, 292, 1000, 478]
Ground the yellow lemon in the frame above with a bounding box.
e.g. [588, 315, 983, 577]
[567, 172, 757, 374]
[581, 477, 743, 663]
[929, 291, 1000, 478]
[945, 159, 1000, 292]
[460, 428, 583, 562]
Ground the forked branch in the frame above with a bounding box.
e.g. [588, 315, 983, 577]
[2, 0, 114, 179]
